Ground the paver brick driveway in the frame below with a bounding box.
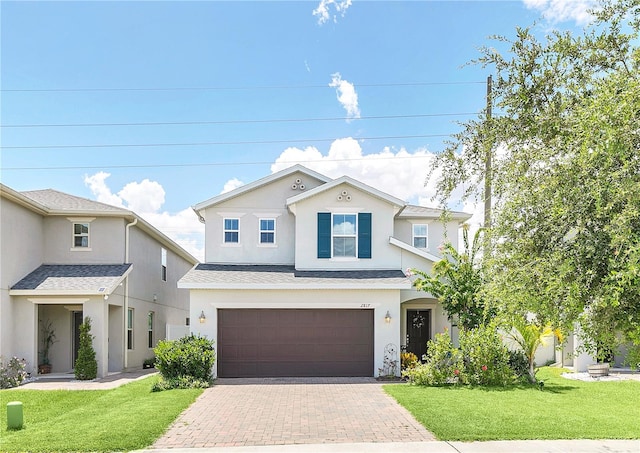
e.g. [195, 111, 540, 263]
[153, 378, 435, 448]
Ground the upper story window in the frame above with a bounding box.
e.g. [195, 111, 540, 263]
[74, 223, 90, 247]
[332, 214, 357, 257]
[259, 218, 275, 244]
[224, 218, 239, 243]
[161, 247, 167, 281]
[69, 217, 95, 251]
[413, 224, 428, 249]
[317, 212, 371, 259]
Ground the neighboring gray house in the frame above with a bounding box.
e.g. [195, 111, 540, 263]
[0, 184, 198, 378]
[179, 165, 471, 378]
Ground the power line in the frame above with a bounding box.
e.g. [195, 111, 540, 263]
[2, 153, 435, 171]
[1, 80, 485, 93]
[0, 134, 451, 150]
[1, 112, 479, 128]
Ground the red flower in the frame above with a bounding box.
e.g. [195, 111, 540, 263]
[482, 365, 488, 371]
[454, 369, 460, 375]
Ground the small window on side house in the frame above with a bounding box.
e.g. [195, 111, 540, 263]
[73, 223, 90, 247]
[148, 312, 154, 348]
[224, 218, 239, 243]
[161, 247, 167, 281]
[413, 224, 428, 249]
[127, 308, 134, 350]
[259, 218, 275, 244]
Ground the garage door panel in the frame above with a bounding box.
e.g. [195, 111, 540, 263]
[218, 309, 373, 377]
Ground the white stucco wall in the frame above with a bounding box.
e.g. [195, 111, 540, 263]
[43, 216, 126, 264]
[202, 171, 326, 264]
[125, 226, 194, 368]
[0, 197, 44, 362]
[189, 288, 402, 377]
[292, 183, 402, 270]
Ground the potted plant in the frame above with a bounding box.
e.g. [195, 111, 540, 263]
[38, 319, 57, 374]
[143, 357, 156, 369]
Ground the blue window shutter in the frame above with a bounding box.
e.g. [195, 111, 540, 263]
[317, 213, 331, 258]
[358, 212, 372, 259]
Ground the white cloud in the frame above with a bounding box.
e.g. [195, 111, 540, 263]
[83, 172, 125, 208]
[221, 178, 245, 194]
[83, 172, 204, 261]
[522, 0, 598, 25]
[273, 137, 438, 204]
[118, 179, 165, 213]
[313, 0, 352, 25]
[272, 138, 484, 249]
[329, 73, 360, 120]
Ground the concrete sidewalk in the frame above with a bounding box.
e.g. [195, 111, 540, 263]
[14, 367, 157, 390]
[137, 439, 640, 453]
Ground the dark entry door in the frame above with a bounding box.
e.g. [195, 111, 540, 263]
[218, 309, 374, 377]
[72, 311, 83, 366]
[406, 309, 431, 360]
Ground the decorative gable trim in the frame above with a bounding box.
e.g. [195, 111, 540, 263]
[193, 164, 331, 212]
[286, 176, 406, 209]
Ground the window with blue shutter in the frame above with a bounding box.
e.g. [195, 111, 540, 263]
[317, 213, 331, 258]
[358, 212, 372, 259]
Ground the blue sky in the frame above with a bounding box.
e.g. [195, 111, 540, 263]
[1, 1, 596, 259]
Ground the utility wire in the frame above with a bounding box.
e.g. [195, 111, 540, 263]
[2, 153, 435, 171]
[1, 134, 451, 150]
[1, 112, 479, 128]
[2, 80, 485, 93]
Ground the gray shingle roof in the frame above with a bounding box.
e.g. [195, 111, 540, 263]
[21, 189, 129, 213]
[11, 264, 132, 293]
[179, 264, 409, 288]
[399, 204, 471, 220]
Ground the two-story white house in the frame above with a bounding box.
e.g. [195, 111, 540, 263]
[179, 165, 471, 378]
[0, 184, 198, 378]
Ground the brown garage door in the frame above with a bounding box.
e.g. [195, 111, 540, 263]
[218, 309, 374, 377]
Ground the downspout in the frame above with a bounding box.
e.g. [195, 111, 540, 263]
[124, 218, 138, 369]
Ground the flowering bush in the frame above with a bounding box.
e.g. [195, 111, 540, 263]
[0, 356, 28, 389]
[459, 325, 514, 386]
[400, 351, 419, 371]
[402, 331, 463, 385]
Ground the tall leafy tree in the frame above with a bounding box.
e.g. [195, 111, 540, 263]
[431, 0, 640, 364]
[411, 226, 492, 330]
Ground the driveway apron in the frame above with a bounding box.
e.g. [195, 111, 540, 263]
[152, 378, 435, 448]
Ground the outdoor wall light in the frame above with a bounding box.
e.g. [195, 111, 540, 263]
[199, 311, 206, 323]
[384, 311, 392, 324]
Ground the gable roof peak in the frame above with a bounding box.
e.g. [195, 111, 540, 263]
[193, 164, 331, 212]
[286, 174, 406, 208]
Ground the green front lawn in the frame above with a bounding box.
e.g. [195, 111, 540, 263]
[0, 375, 202, 452]
[384, 367, 640, 441]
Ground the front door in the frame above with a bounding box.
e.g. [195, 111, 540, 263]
[406, 309, 431, 361]
[72, 311, 83, 366]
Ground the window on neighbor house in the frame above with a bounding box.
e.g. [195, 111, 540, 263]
[224, 218, 239, 243]
[332, 214, 357, 257]
[127, 308, 134, 350]
[73, 222, 90, 248]
[161, 247, 167, 281]
[259, 218, 275, 244]
[413, 224, 428, 249]
[148, 312, 154, 348]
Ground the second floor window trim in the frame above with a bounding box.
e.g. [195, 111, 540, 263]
[68, 217, 95, 251]
[259, 218, 276, 244]
[332, 213, 357, 258]
[223, 218, 240, 244]
[161, 247, 167, 282]
[413, 224, 428, 249]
